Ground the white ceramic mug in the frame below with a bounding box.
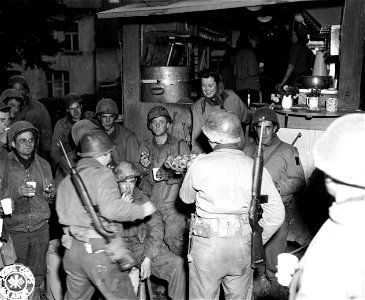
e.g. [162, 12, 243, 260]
[306, 97, 319, 110]
[0, 198, 12, 215]
[276, 253, 299, 286]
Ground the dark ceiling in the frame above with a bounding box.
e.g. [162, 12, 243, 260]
[129, 0, 344, 32]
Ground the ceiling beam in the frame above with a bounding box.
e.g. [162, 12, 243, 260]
[98, 0, 333, 19]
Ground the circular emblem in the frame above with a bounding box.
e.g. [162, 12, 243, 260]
[0, 264, 35, 299]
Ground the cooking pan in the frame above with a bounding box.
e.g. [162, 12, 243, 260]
[299, 76, 333, 89]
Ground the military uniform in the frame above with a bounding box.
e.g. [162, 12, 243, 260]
[180, 143, 285, 299]
[244, 134, 305, 281]
[120, 187, 186, 300]
[139, 133, 190, 256]
[57, 156, 150, 300]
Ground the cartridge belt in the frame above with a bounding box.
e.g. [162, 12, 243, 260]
[193, 214, 249, 238]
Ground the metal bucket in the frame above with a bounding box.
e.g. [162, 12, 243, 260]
[141, 66, 192, 103]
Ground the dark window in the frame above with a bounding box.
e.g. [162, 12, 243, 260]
[64, 22, 79, 51]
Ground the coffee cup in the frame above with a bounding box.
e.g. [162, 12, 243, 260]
[326, 97, 338, 112]
[26, 181, 37, 197]
[0, 198, 12, 215]
[306, 97, 319, 110]
[152, 168, 162, 182]
[276, 253, 299, 286]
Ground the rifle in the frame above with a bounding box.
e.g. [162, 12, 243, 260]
[249, 117, 267, 272]
[59, 140, 135, 270]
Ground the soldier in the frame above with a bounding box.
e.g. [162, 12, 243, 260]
[47, 119, 99, 300]
[190, 68, 251, 154]
[0, 121, 55, 300]
[50, 92, 84, 170]
[180, 110, 285, 300]
[139, 106, 190, 256]
[0, 99, 12, 159]
[244, 107, 306, 286]
[8, 75, 53, 162]
[95, 98, 140, 166]
[289, 114, 365, 299]
[56, 130, 156, 300]
[114, 161, 186, 300]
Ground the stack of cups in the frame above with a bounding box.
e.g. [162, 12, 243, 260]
[276, 253, 299, 286]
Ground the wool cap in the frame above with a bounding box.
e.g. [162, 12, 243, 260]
[64, 93, 82, 109]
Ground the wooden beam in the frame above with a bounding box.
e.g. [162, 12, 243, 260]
[338, 0, 365, 110]
[98, 0, 332, 18]
[122, 24, 140, 123]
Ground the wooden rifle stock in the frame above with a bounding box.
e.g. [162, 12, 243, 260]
[249, 118, 266, 269]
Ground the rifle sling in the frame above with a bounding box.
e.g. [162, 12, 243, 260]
[75, 165, 100, 213]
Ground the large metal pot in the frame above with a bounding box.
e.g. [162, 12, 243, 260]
[141, 66, 192, 103]
[299, 76, 333, 89]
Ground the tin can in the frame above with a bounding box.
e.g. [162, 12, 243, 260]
[326, 98, 338, 112]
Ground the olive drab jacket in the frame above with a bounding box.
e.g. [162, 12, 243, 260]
[118, 188, 164, 262]
[244, 135, 306, 205]
[0, 151, 53, 233]
[108, 123, 141, 166]
[139, 134, 190, 219]
[56, 157, 148, 243]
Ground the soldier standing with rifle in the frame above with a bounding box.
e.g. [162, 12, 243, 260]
[180, 110, 284, 300]
[56, 130, 156, 300]
[244, 107, 305, 289]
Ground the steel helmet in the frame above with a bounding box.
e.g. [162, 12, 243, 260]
[63, 93, 82, 109]
[78, 130, 116, 158]
[147, 106, 172, 123]
[252, 107, 280, 129]
[0, 102, 11, 112]
[202, 110, 241, 144]
[8, 121, 38, 144]
[114, 161, 141, 182]
[313, 113, 365, 188]
[71, 120, 99, 146]
[96, 98, 118, 116]
[7, 75, 29, 93]
[0, 89, 24, 105]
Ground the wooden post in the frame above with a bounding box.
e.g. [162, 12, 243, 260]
[122, 23, 141, 122]
[338, 0, 365, 110]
